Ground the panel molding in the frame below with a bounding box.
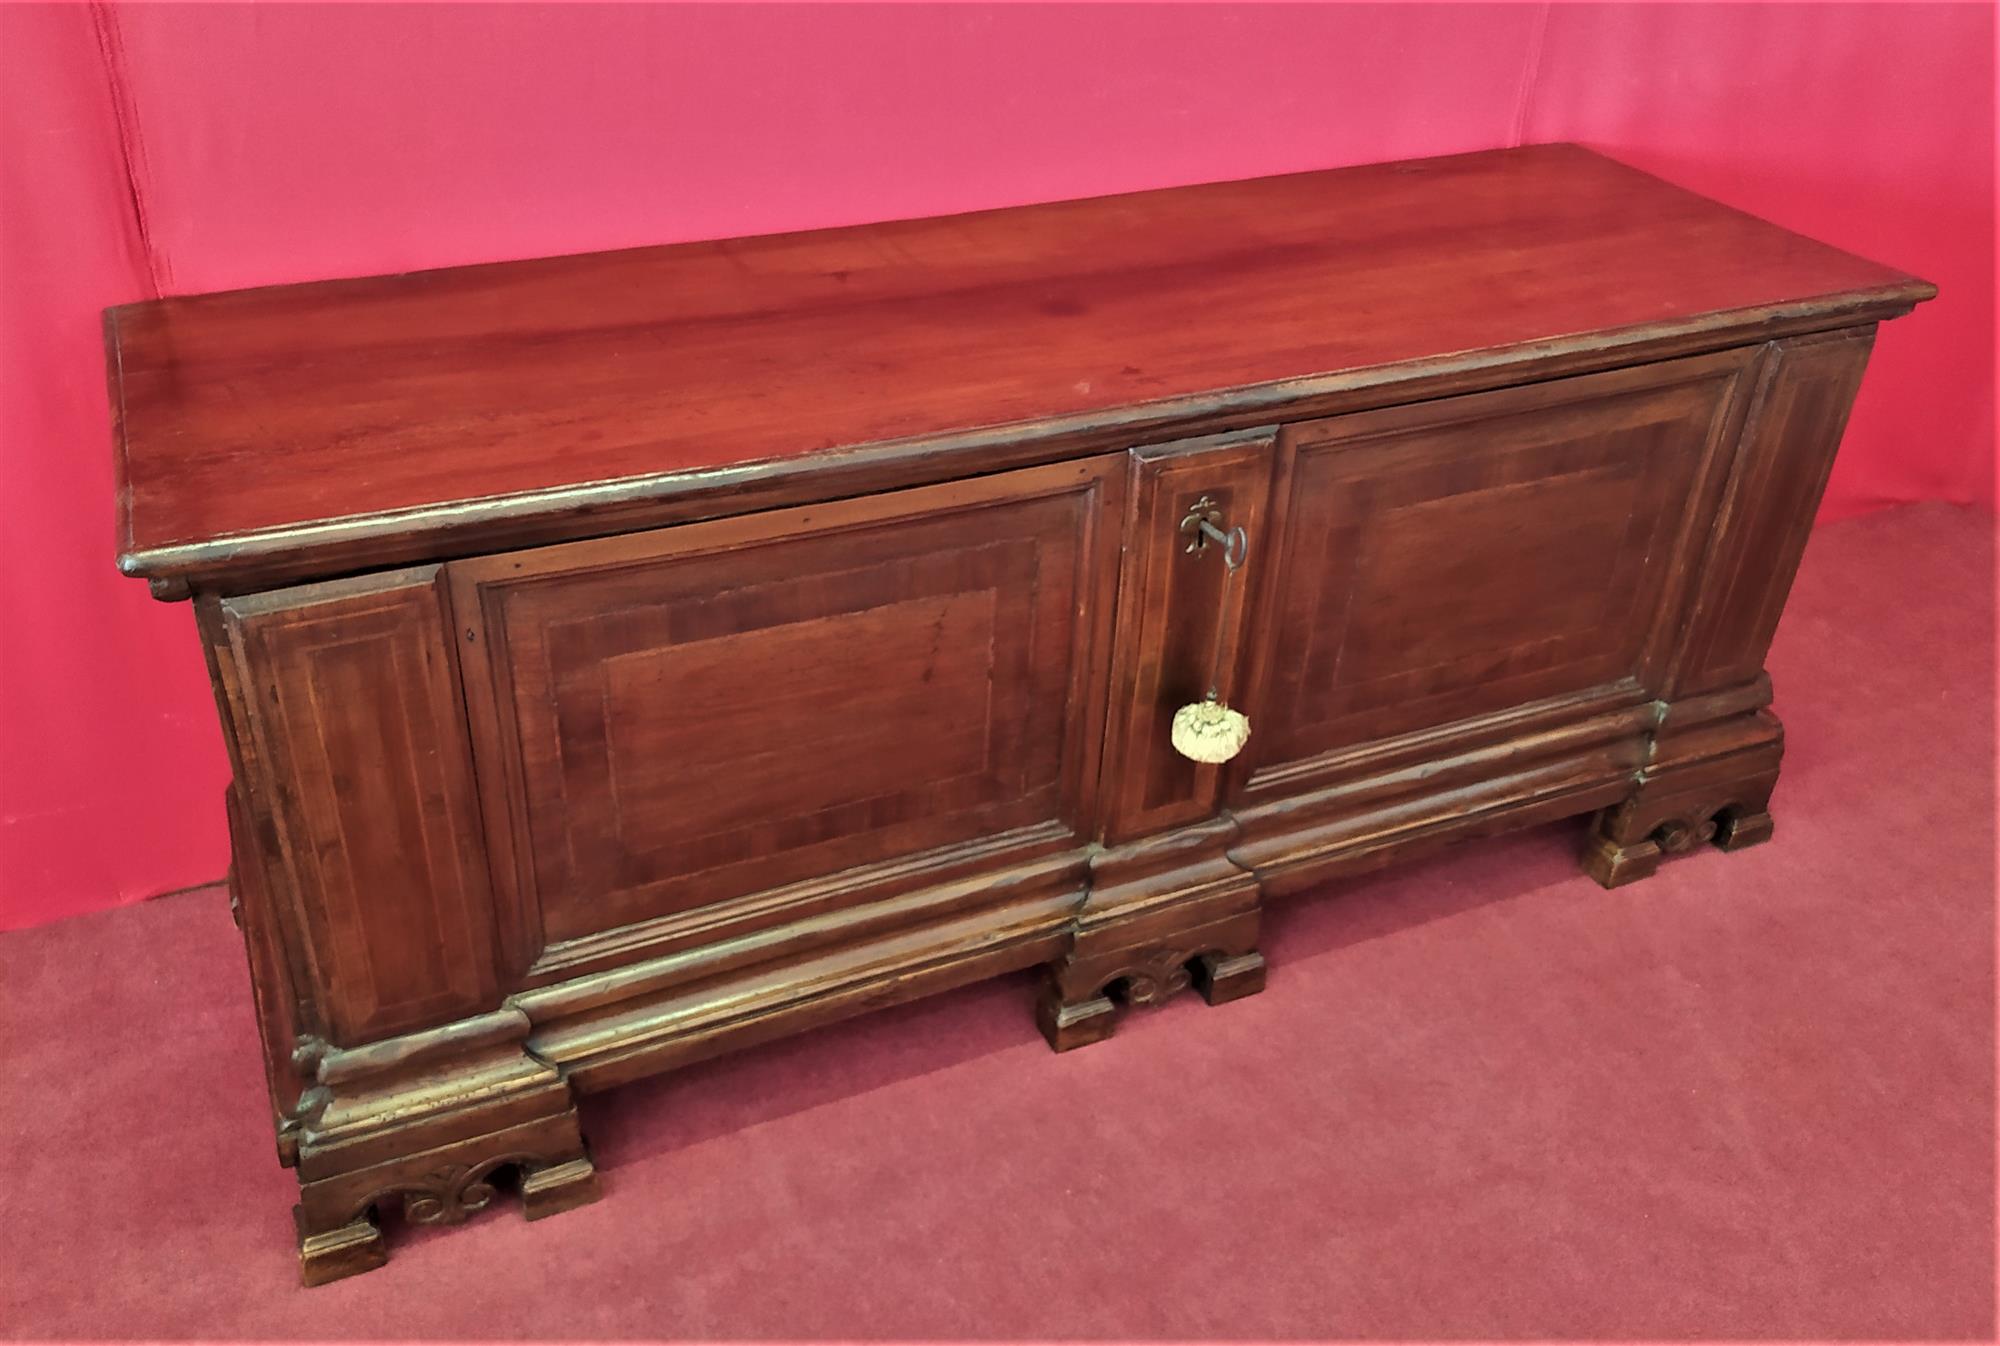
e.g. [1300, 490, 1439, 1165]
[521, 821, 1077, 987]
[1238, 678, 1653, 801]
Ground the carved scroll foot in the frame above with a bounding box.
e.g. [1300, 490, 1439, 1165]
[284, 1007, 601, 1285]
[1037, 916, 1263, 1052]
[295, 1209, 387, 1287]
[1584, 700, 1792, 888]
[1586, 775, 1780, 893]
[1039, 820, 1265, 1051]
[1036, 952, 1203, 1053]
[292, 1107, 598, 1285]
[1585, 791, 1779, 889]
[1582, 696, 1784, 890]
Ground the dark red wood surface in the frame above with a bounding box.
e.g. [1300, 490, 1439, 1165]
[108, 143, 1929, 571]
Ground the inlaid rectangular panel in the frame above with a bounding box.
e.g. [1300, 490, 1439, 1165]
[219, 567, 502, 1046]
[1243, 350, 1757, 778]
[1098, 430, 1275, 846]
[452, 456, 1124, 950]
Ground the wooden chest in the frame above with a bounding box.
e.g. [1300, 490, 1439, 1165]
[106, 145, 1932, 1284]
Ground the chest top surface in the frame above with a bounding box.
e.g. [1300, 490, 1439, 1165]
[107, 143, 1930, 588]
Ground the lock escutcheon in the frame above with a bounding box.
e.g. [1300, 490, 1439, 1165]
[1178, 494, 1249, 570]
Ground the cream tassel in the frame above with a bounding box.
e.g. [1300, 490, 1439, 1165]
[1171, 695, 1251, 764]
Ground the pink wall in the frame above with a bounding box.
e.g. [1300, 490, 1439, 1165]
[2, 3, 1991, 930]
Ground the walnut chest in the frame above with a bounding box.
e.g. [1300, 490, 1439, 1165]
[106, 144, 1933, 1283]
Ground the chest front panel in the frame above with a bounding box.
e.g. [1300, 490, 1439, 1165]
[1245, 350, 1756, 779]
[452, 456, 1124, 957]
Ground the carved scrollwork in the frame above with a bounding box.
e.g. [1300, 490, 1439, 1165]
[1109, 947, 1201, 1006]
[345, 1153, 541, 1228]
[1650, 812, 1722, 854]
[1586, 769, 1778, 889]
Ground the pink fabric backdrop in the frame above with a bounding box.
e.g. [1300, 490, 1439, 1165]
[2, 2, 1991, 929]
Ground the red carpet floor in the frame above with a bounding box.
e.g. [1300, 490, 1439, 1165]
[3, 502, 1992, 1340]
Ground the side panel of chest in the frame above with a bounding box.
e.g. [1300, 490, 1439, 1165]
[216, 568, 503, 1047]
[450, 456, 1125, 982]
